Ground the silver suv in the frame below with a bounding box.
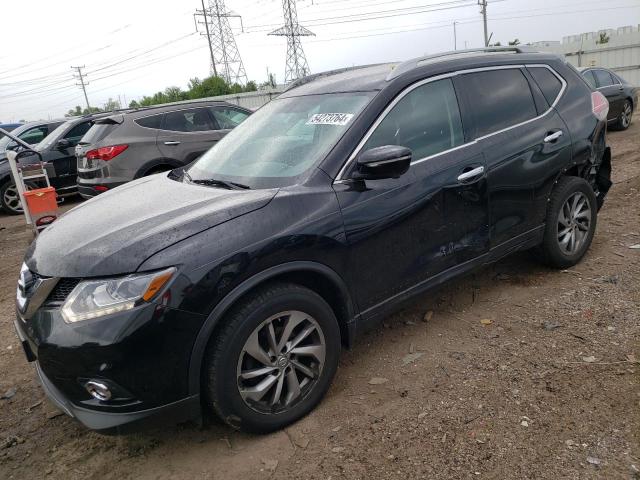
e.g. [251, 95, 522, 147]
[75, 100, 251, 198]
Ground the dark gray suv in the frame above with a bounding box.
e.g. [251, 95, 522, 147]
[75, 100, 251, 198]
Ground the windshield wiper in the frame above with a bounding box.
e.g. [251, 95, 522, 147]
[184, 171, 250, 190]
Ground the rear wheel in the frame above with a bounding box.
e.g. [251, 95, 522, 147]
[616, 100, 633, 130]
[204, 283, 341, 433]
[536, 177, 597, 268]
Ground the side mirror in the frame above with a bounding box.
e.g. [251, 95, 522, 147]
[56, 138, 71, 150]
[352, 145, 411, 181]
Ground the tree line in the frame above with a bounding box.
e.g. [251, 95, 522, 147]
[66, 75, 267, 117]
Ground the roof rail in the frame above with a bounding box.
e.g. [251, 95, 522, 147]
[386, 46, 538, 80]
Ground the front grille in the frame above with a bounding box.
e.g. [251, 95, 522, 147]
[45, 278, 81, 305]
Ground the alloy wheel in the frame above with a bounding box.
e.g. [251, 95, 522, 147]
[2, 183, 31, 214]
[620, 102, 632, 128]
[236, 310, 326, 414]
[557, 191, 591, 255]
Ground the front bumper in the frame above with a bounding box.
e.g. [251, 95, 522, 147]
[35, 361, 200, 433]
[13, 294, 207, 433]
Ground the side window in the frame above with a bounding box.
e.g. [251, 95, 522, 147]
[135, 114, 163, 129]
[209, 107, 250, 129]
[528, 67, 563, 106]
[458, 69, 537, 138]
[64, 122, 92, 144]
[593, 69, 613, 87]
[362, 78, 464, 160]
[18, 126, 48, 145]
[163, 108, 214, 132]
[582, 70, 597, 89]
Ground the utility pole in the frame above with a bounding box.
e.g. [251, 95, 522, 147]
[453, 21, 458, 50]
[269, 0, 315, 84]
[71, 66, 91, 110]
[478, 0, 489, 47]
[194, 0, 247, 84]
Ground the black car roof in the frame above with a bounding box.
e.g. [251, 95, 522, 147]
[281, 48, 565, 97]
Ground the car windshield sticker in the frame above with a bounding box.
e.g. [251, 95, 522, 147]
[306, 113, 354, 126]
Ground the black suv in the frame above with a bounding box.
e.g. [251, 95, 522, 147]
[75, 100, 251, 198]
[15, 48, 612, 433]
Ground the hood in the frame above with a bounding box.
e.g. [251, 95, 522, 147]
[25, 174, 277, 277]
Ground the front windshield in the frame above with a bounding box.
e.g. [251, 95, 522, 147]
[188, 92, 374, 187]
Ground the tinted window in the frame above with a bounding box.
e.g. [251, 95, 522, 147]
[135, 114, 163, 129]
[64, 122, 92, 143]
[163, 108, 214, 132]
[363, 78, 464, 160]
[210, 107, 250, 129]
[459, 69, 537, 138]
[582, 70, 597, 89]
[593, 69, 614, 87]
[528, 67, 563, 106]
[17, 126, 48, 145]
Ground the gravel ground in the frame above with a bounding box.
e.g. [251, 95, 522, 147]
[0, 123, 639, 480]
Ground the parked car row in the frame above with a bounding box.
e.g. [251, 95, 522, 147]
[16, 47, 616, 433]
[0, 100, 251, 214]
[579, 66, 637, 129]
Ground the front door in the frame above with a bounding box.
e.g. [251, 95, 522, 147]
[157, 107, 223, 165]
[45, 120, 93, 190]
[334, 77, 490, 315]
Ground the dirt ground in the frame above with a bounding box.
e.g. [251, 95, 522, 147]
[1, 123, 639, 480]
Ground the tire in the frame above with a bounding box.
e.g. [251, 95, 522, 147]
[536, 177, 597, 269]
[204, 282, 341, 433]
[616, 100, 633, 130]
[143, 165, 172, 176]
[0, 180, 35, 215]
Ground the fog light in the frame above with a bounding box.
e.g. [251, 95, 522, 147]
[85, 380, 111, 401]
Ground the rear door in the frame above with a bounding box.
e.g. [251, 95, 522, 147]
[334, 77, 489, 313]
[455, 66, 573, 248]
[156, 107, 221, 164]
[593, 69, 624, 119]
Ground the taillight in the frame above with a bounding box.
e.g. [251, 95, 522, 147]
[86, 144, 128, 161]
[591, 91, 609, 122]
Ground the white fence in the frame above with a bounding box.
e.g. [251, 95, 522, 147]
[202, 88, 283, 111]
[532, 25, 640, 85]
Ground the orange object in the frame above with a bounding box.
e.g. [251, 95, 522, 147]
[23, 187, 57, 214]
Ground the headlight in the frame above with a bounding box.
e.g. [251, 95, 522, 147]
[61, 268, 175, 323]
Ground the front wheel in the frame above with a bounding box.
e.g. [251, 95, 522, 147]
[204, 283, 341, 433]
[0, 180, 35, 215]
[536, 176, 597, 269]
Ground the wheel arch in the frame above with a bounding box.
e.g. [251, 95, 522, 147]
[133, 157, 183, 178]
[188, 261, 357, 395]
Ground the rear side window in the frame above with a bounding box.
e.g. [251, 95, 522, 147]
[82, 123, 117, 144]
[582, 70, 597, 89]
[363, 78, 464, 160]
[163, 108, 215, 132]
[135, 114, 163, 129]
[210, 107, 250, 129]
[458, 69, 537, 138]
[528, 67, 563, 106]
[593, 69, 614, 87]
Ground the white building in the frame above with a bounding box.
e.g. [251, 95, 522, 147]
[532, 25, 640, 85]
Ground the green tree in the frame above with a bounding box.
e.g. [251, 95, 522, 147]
[103, 97, 121, 111]
[508, 38, 520, 46]
[66, 105, 83, 117]
[188, 75, 231, 99]
[596, 32, 610, 45]
[230, 83, 244, 94]
[129, 100, 140, 108]
[164, 86, 187, 102]
[244, 81, 257, 92]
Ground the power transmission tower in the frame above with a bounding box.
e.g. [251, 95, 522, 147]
[71, 66, 91, 110]
[478, 0, 489, 47]
[194, 0, 248, 85]
[269, 0, 314, 84]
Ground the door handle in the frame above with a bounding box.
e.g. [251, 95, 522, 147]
[543, 130, 563, 143]
[164, 141, 181, 146]
[457, 165, 485, 183]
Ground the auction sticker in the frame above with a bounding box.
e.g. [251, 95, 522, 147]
[306, 113, 354, 126]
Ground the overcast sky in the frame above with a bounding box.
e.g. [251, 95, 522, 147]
[1, 0, 638, 122]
